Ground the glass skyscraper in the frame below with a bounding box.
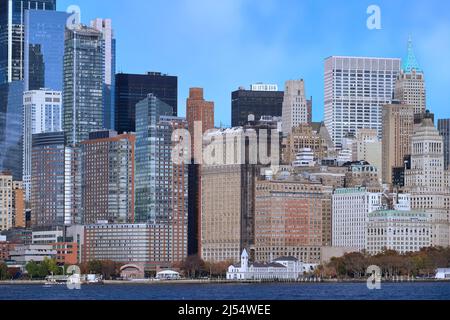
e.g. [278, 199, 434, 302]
[0, 80, 24, 180]
[0, 0, 56, 84]
[24, 9, 68, 91]
[63, 24, 104, 146]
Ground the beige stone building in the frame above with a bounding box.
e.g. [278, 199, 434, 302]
[352, 129, 382, 178]
[0, 174, 13, 231]
[254, 178, 333, 264]
[201, 164, 256, 263]
[382, 101, 414, 185]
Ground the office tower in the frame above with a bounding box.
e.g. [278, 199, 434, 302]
[0, 81, 24, 180]
[24, 10, 68, 91]
[186, 88, 214, 256]
[63, 25, 104, 146]
[254, 179, 333, 264]
[283, 122, 332, 165]
[281, 79, 309, 136]
[381, 101, 414, 185]
[438, 119, 450, 170]
[0, 0, 56, 84]
[352, 129, 382, 177]
[404, 117, 450, 247]
[23, 89, 62, 201]
[135, 94, 188, 265]
[115, 72, 178, 133]
[231, 84, 284, 127]
[31, 131, 69, 227]
[80, 130, 135, 224]
[201, 163, 256, 263]
[12, 181, 25, 228]
[366, 210, 431, 255]
[394, 38, 426, 116]
[324, 56, 401, 147]
[0, 173, 13, 231]
[91, 18, 116, 130]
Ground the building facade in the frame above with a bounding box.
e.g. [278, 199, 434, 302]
[91, 18, 116, 130]
[186, 87, 214, 256]
[80, 130, 135, 224]
[366, 210, 431, 255]
[352, 129, 382, 177]
[24, 9, 68, 91]
[324, 56, 401, 147]
[115, 72, 178, 133]
[382, 101, 414, 185]
[438, 119, 450, 170]
[231, 84, 284, 127]
[23, 89, 62, 201]
[254, 179, 333, 264]
[63, 25, 104, 146]
[281, 79, 310, 136]
[0, 173, 13, 231]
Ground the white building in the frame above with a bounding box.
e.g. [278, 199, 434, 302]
[32, 229, 64, 245]
[332, 187, 383, 250]
[282, 79, 309, 136]
[324, 56, 401, 147]
[366, 210, 431, 255]
[292, 148, 315, 167]
[23, 89, 62, 201]
[9, 244, 56, 265]
[226, 249, 317, 281]
[352, 129, 382, 178]
[435, 268, 450, 280]
[250, 83, 278, 92]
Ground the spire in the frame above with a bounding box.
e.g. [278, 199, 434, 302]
[402, 36, 423, 73]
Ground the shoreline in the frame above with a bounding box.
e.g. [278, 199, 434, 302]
[1, 278, 449, 286]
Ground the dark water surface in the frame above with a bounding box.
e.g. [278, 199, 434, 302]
[1, 282, 450, 300]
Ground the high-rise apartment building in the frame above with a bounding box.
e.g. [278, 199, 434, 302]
[80, 130, 135, 224]
[255, 179, 333, 264]
[0, 173, 13, 231]
[91, 18, 116, 130]
[381, 101, 414, 185]
[438, 119, 450, 170]
[0, 0, 56, 84]
[231, 84, 284, 127]
[24, 9, 68, 91]
[324, 56, 401, 147]
[115, 72, 178, 133]
[281, 79, 310, 136]
[12, 180, 25, 228]
[23, 89, 62, 201]
[135, 94, 188, 265]
[63, 25, 104, 146]
[31, 131, 67, 227]
[394, 38, 426, 116]
[186, 88, 214, 256]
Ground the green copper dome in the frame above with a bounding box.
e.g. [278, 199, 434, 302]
[402, 36, 423, 73]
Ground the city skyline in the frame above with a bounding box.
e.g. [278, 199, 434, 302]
[57, 0, 450, 126]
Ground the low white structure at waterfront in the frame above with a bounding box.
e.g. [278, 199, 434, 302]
[156, 270, 181, 280]
[435, 268, 450, 280]
[226, 249, 317, 281]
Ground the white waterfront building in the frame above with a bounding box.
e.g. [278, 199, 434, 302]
[226, 249, 317, 281]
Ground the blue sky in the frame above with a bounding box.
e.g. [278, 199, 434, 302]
[58, 0, 450, 127]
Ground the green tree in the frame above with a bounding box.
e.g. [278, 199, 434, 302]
[0, 262, 9, 280]
[25, 261, 40, 279]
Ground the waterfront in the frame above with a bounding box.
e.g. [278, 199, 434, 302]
[1, 282, 450, 300]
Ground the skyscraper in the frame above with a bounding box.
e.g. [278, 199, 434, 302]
[231, 84, 284, 127]
[91, 18, 116, 130]
[24, 9, 68, 91]
[381, 101, 414, 185]
[31, 131, 67, 227]
[23, 89, 62, 201]
[0, 173, 14, 231]
[80, 130, 135, 224]
[63, 24, 104, 146]
[135, 94, 188, 264]
[394, 38, 426, 116]
[115, 72, 178, 134]
[0, 81, 24, 180]
[324, 56, 401, 147]
[438, 119, 450, 170]
[281, 79, 310, 136]
[0, 0, 56, 84]
[186, 88, 214, 256]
